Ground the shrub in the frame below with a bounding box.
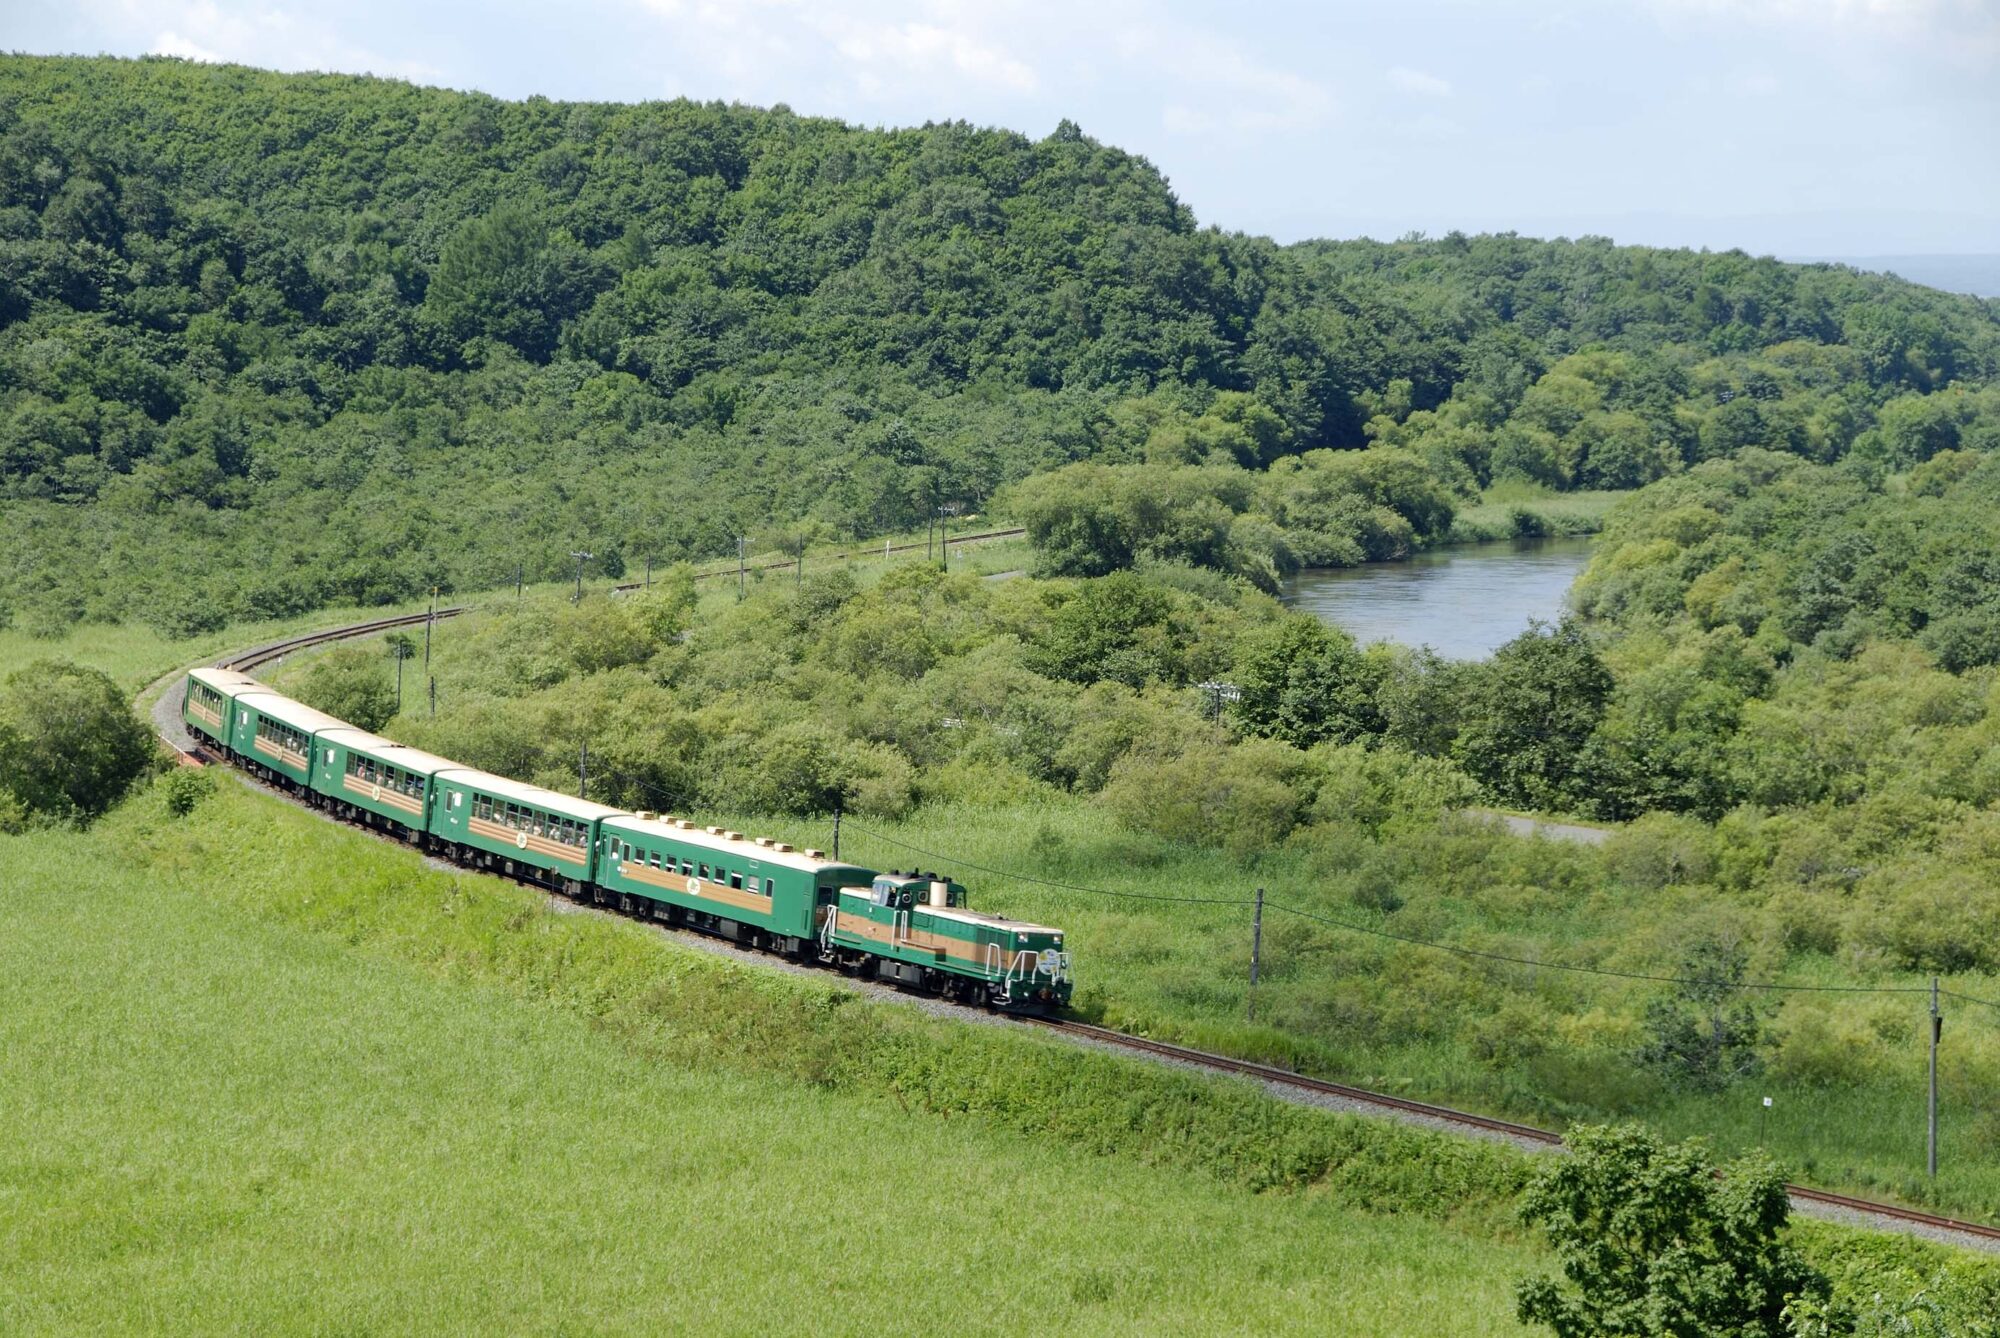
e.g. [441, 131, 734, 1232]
[1100, 740, 1309, 856]
[1636, 934, 1767, 1092]
[1509, 506, 1551, 539]
[0, 659, 155, 822]
[160, 766, 217, 817]
[1606, 812, 1718, 890]
[295, 643, 400, 732]
[1515, 1123, 1827, 1337]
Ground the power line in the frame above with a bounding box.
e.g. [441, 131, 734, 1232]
[1261, 898, 1938, 998]
[396, 708, 1995, 1007]
[841, 820, 1974, 1002]
[835, 819, 1260, 906]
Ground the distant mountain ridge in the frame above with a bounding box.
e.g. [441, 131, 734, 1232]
[1796, 255, 2000, 300]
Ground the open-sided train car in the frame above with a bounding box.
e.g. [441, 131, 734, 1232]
[428, 767, 624, 896]
[311, 726, 460, 839]
[227, 691, 350, 790]
[182, 666, 267, 750]
[596, 812, 874, 955]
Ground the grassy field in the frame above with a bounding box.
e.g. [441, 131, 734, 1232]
[0, 781, 1550, 1334]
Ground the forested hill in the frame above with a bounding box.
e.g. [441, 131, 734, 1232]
[3, 54, 1998, 635]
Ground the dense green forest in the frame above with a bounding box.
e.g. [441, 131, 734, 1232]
[3, 54, 1997, 636]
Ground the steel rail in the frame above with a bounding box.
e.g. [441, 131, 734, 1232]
[1020, 1017, 2000, 1244]
[611, 526, 1027, 593]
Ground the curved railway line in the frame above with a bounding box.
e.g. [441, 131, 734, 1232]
[148, 590, 2000, 1256]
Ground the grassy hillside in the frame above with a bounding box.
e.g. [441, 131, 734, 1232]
[0, 784, 1546, 1334]
[3, 54, 1996, 634]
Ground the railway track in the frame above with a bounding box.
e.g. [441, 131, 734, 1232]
[152, 584, 2000, 1256]
[1022, 1017, 2000, 1250]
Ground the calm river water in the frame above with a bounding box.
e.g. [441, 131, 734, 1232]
[1279, 537, 1594, 660]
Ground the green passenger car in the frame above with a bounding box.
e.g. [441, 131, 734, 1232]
[181, 667, 265, 748]
[309, 726, 459, 839]
[596, 813, 875, 953]
[428, 767, 623, 894]
[826, 872, 1073, 1008]
[227, 691, 349, 788]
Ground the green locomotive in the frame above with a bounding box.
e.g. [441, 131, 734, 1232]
[181, 667, 1074, 1009]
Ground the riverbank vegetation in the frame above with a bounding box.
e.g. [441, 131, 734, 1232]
[3, 55, 1996, 636]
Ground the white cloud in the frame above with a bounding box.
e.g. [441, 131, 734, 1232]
[148, 29, 224, 63]
[78, 0, 448, 83]
[1387, 65, 1451, 97]
[625, 1, 1330, 134]
[833, 20, 1038, 94]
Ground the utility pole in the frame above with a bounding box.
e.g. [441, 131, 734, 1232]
[1929, 977, 1942, 1178]
[737, 536, 747, 601]
[831, 802, 842, 861]
[428, 675, 436, 719]
[395, 645, 404, 713]
[516, 563, 523, 601]
[1199, 681, 1241, 741]
[579, 741, 589, 801]
[424, 586, 436, 668]
[571, 550, 592, 604]
[1248, 886, 1265, 1021]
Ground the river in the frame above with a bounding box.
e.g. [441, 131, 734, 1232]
[1279, 537, 1593, 660]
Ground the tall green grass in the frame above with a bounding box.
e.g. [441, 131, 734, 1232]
[6, 777, 1993, 1330]
[0, 790, 1543, 1334]
[748, 800, 2000, 1221]
[1449, 485, 1622, 541]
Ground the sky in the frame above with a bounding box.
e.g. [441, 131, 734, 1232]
[7, 0, 2000, 257]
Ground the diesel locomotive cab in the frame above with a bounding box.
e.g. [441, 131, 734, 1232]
[835, 871, 1073, 1008]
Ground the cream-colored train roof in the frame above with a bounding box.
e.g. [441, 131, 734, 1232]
[433, 767, 627, 822]
[924, 904, 1063, 936]
[604, 812, 862, 874]
[232, 691, 353, 736]
[316, 727, 463, 777]
[188, 666, 267, 696]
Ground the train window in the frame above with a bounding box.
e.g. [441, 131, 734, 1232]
[763, 878, 775, 896]
[648, 851, 661, 868]
[698, 863, 710, 879]
[679, 859, 693, 876]
[729, 872, 743, 891]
